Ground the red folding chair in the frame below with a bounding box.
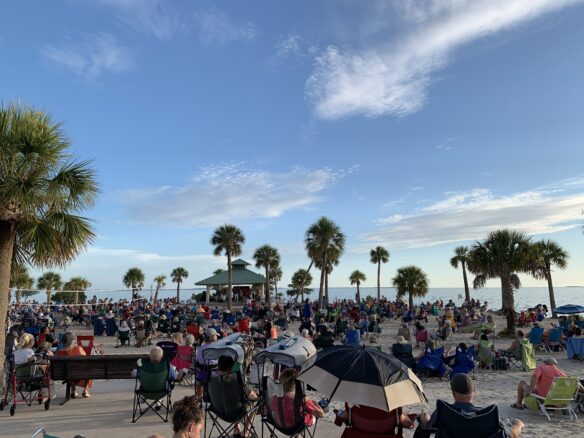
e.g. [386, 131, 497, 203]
[76, 335, 95, 355]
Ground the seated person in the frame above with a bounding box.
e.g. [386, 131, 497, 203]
[392, 336, 415, 369]
[270, 368, 324, 428]
[133, 346, 186, 383]
[505, 330, 526, 352]
[417, 374, 524, 438]
[513, 356, 567, 409]
[313, 329, 335, 349]
[56, 332, 92, 398]
[436, 320, 452, 341]
[476, 333, 494, 368]
[344, 325, 361, 346]
[172, 395, 205, 438]
[14, 333, 36, 365]
[397, 323, 411, 342]
[117, 320, 131, 347]
[471, 315, 496, 340]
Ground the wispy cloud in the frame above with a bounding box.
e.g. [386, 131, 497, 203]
[267, 33, 312, 70]
[42, 33, 133, 80]
[117, 163, 356, 227]
[96, 0, 184, 40]
[306, 0, 584, 119]
[362, 176, 584, 249]
[194, 8, 257, 46]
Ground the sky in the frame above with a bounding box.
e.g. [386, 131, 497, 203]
[2, 0, 584, 291]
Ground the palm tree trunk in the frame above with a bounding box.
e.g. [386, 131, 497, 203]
[546, 266, 557, 318]
[154, 285, 160, 305]
[356, 283, 360, 304]
[176, 281, 180, 303]
[300, 259, 314, 302]
[16, 289, 22, 304]
[408, 291, 414, 309]
[377, 261, 381, 301]
[325, 269, 329, 307]
[318, 266, 325, 309]
[501, 275, 516, 333]
[0, 221, 17, 391]
[462, 262, 470, 302]
[74, 290, 79, 304]
[47, 289, 52, 307]
[227, 252, 233, 311]
[265, 265, 271, 307]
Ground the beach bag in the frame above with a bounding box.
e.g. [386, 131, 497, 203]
[492, 357, 507, 370]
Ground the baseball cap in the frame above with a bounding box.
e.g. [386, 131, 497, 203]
[450, 373, 474, 395]
[543, 356, 557, 365]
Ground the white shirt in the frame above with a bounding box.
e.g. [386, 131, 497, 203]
[14, 348, 35, 365]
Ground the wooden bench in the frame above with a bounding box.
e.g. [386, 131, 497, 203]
[51, 354, 148, 405]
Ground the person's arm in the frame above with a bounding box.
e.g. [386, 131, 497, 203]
[304, 397, 324, 418]
[399, 413, 415, 429]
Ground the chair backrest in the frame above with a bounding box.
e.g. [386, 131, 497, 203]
[542, 377, 579, 407]
[76, 335, 94, 355]
[171, 345, 193, 369]
[416, 330, 429, 343]
[350, 405, 401, 434]
[529, 327, 544, 345]
[138, 359, 170, 395]
[206, 371, 246, 423]
[346, 329, 361, 346]
[519, 340, 536, 371]
[119, 329, 130, 340]
[156, 341, 178, 361]
[434, 400, 503, 438]
[262, 376, 306, 436]
[547, 328, 562, 343]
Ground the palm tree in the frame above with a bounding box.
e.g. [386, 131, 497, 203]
[253, 245, 280, 306]
[305, 217, 345, 308]
[37, 272, 62, 306]
[57, 277, 91, 304]
[450, 246, 471, 302]
[211, 224, 245, 310]
[123, 267, 145, 300]
[153, 275, 166, 304]
[10, 265, 34, 304]
[269, 264, 283, 300]
[349, 270, 366, 303]
[530, 240, 569, 318]
[370, 246, 389, 301]
[0, 102, 98, 363]
[171, 267, 189, 303]
[467, 229, 532, 333]
[392, 265, 429, 309]
[288, 269, 313, 299]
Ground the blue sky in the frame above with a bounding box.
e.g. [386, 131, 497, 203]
[2, 0, 584, 290]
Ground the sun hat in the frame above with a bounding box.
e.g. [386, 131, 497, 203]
[450, 373, 474, 394]
[543, 356, 557, 365]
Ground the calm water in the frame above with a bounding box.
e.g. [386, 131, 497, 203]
[20, 286, 584, 311]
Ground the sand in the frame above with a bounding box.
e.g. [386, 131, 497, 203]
[1, 312, 583, 438]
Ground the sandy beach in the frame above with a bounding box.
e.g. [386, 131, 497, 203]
[2, 312, 583, 438]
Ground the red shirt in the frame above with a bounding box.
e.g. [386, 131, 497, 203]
[533, 364, 567, 397]
[270, 394, 318, 427]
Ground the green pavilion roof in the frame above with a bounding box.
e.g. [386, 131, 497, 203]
[195, 259, 266, 286]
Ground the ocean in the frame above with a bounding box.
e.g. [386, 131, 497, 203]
[25, 286, 583, 311]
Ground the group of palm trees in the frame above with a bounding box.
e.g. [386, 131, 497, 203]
[9, 268, 91, 306]
[123, 266, 189, 304]
[450, 230, 569, 332]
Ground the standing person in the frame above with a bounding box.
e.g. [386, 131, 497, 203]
[512, 356, 568, 409]
[303, 299, 313, 320]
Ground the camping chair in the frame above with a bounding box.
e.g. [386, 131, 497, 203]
[415, 329, 429, 348]
[392, 343, 416, 371]
[524, 376, 579, 421]
[545, 328, 565, 353]
[76, 335, 95, 355]
[171, 345, 194, 385]
[519, 340, 536, 371]
[132, 358, 173, 423]
[345, 329, 361, 346]
[427, 399, 506, 438]
[30, 428, 60, 438]
[416, 347, 447, 380]
[156, 341, 178, 361]
[336, 403, 404, 438]
[448, 346, 475, 380]
[500, 348, 522, 370]
[118, 329, 130, 347]
[204, 371, 259, 438]
[261, 376, 317, 438]
[528, 327, 546, 353]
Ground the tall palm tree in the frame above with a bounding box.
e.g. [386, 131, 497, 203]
[66, 276, 91, 304]
[253, 244, 280, 306]
[349, 270, 366, 303]
[171, 267, 189, 303]
[450, 246, 471, 302]
[305, 217, 345, 308]
[392, 265, 429, 309]
[530, 240, 569, 318]
[153, 275, 166, 304]
[269, 263, 283, 300]
[467, 229, 532, 333]
[10, 265, 34, 304]
[211, 224, 245, 310]
[370, 246, 389, 301]
[288, 269, 313, 300]
[0, 102, 98, 363]
[123, 267, 145, 300]
[37, 272, 62, 306]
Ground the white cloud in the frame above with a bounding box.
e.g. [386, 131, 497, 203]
[96, 0, 183, 40]
[42, 33, 133, 80]
[362, 177, 584, 249]
[306, 0, 584, 119]
[117, 163, 353, 227]
[267, 33, 306, 70]
[194, 8, 257, 46]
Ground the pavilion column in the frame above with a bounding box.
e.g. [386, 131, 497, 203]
[259, 284, 265, 301]
[206, 286, 211, 304]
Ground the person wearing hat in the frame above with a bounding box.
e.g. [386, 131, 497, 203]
[416, 374, 524, 438]
[513, 356, 567, 409]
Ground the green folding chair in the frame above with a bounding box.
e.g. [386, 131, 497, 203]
[524, 376, 579, 421]
[132, 359, 173, 423]
[30, 428, 60, 438]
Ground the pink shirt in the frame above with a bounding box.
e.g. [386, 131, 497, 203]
[533, 364, 567, 397]
[270, 394, 318, 427]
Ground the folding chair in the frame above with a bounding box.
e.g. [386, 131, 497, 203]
[338, 403, 404, 438]
[416, 347, 447, 380]
[545, 328, 565, 353]
[524, 376, 579, 421]
[448, 346, 475, 380]
[528, 327, 546, 353]
[30, 428, 60, 438]
[156, 341, 178, 361]
[392, 343, 416, 371]
[204, 371, 259, 438]
[76, 335, 95, 355]
[262, 376, 317, 438]
[427, 400, 506, 438]
[171, 345, 194, 385]
[132, 359, 173, 423]
[519, 340, 536, 372]
[500, 348, 522, 370]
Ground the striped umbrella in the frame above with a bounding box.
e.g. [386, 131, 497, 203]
[297, 345, 426, 412]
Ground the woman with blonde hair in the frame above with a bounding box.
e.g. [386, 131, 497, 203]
[14, 333, 36, 365]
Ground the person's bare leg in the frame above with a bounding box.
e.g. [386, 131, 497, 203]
[515, 381, 529, 406]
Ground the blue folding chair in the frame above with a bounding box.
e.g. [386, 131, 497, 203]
[529, 327, 546, 352]
[545, 328, 564, 353]
[449, 345, 475, 379]
[417, 347, 447, 379]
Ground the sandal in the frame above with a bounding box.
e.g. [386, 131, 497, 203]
[510, 403, 524, 410]
[82, 392, 91, 398]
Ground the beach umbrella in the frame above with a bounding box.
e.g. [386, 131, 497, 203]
[297, 345, 426, 412]
[554, 304, 584, 314]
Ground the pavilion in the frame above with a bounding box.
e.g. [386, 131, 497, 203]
[195, 259, 267, 302]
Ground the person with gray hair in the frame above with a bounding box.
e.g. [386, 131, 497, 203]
[513, 356, 567, 409]
[56, 331, 92, 398]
